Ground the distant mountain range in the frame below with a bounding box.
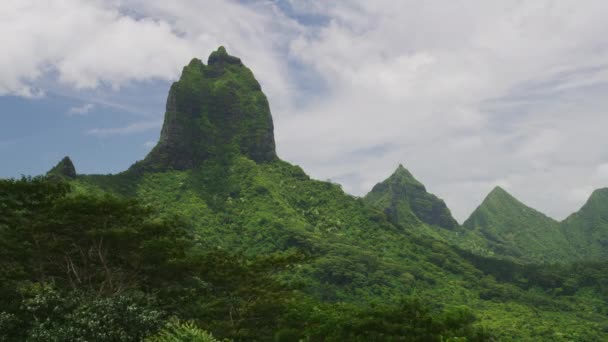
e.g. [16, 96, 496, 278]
[45, 45, 608, 266]
[365, 164, 608, 264]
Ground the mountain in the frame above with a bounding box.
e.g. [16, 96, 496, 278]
[34, 48, 608, 340]
[462, 186, 575, 263]
[364, 164, 459, 231]
[132, 46, 276, 172]
[561, 188, 608, 260]
[363, 171, 580, 264]
[46, 156, 76, 179]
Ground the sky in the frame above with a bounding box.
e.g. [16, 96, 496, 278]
[2, 0, 608, 222]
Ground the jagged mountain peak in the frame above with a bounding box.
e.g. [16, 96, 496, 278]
[131, 46, 277, 172]
[466, 186, 556, 225]
[462, 185, 574, 263]
[382, 164, 424, 188]
[365, 164, 459, 230]
[208, 46, 243, 66]
[479, 186, 523, 207]
[47, 156, 76, 179]
[489, 185, 508, 195]
[393, 164, 414, 177]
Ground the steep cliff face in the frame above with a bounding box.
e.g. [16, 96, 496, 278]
[364, 164, 459, 230]
[133, 46, 277, 171]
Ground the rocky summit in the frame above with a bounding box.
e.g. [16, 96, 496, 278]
[132, 46, 277, 172]
[46, 156, 77, 179]
[364, 164, 459, 230]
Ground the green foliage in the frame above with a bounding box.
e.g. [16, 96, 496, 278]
[0, 177, 306, 341]
[365, 169, 608, 266]
[278, 298, 492, 341]
[46, 156, 76, 180]
[365, 164, 459, 231]
[0, 179, 194, 296]
[6, 49, 608, 341]
[561, 188, 608, 260]
[20, 285, 164, 342]
[132, 46, 276, 172]
[146, 319, 219, 342]
[74, 155, 608, 340]
[460, 186, 575, 264]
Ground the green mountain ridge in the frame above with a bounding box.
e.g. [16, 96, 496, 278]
[364, 164, 459, 231]
[561, 188, 608, 260]
[17, 47, 608, 340]
[365, 164, 608, 265]
[460, 186, 575, 263]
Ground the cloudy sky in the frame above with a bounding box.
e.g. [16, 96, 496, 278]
[2, 0, 608, 222]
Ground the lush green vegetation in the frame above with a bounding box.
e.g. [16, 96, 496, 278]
[68, 155, 608, 341]
[561, 188, 608, 260]
[3, 47, 608, 340]
[365, 164, 459, 231]
[1, 177, 494, 341]
[364, 168, 600, 265]
[132, 46, 276, 172]
[459, 186, 576, 263]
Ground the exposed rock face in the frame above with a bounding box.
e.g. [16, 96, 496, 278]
[365, 164, 459, 230]
[133, 46, 277, 171]
[47, 156, 77, 179]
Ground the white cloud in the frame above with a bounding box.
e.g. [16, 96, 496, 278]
[86, 119, 162, 137]
[277, 0, 608, 221]
[0, 0, 196, 95]
[596, 163, 608, 180]
[0, 0, 298, 107]
[67, 103, 95, 116]
[143, 140, 156, 148]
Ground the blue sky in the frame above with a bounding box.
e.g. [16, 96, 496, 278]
[1, 82, 168, 176]
[2, 0, 608, 221]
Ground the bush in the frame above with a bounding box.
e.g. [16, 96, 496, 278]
[146, 319, 219, 342]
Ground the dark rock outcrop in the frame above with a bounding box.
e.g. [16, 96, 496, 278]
[133, 46, 277, 171]
[47, 156, 77, 179]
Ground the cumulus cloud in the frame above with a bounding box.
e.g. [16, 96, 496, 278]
[2, 0, 608, 221]
[0, 0, 298, 106]
[277, 0, 608, 220]
[0, 0, 196, 96]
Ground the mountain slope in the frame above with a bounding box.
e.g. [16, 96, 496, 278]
[39, 48, 608, 340]
[462, 186, 575, 263]
[71, 157, 608, 340]
[561, 188, 608, 260]
[364, 164, 459, 231]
